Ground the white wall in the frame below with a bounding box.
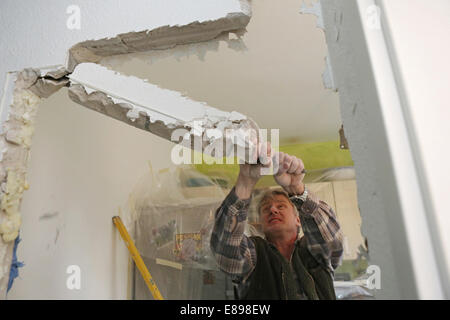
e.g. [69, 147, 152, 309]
[381, 0, 450, 297]
[320, 0, 449, 298]
[8, 88, 176, 299]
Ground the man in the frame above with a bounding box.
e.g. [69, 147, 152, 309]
[210, 145, 343, 300]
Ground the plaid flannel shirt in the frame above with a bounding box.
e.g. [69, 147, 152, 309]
[210, 187, 343, 299]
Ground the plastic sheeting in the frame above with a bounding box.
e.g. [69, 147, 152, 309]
[124, 165, 362, 299]
[124, 165, 235, 299]
[335, 284, 374, 300]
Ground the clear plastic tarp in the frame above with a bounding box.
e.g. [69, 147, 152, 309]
[123, 165, 235, 300]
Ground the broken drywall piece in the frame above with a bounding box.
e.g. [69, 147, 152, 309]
[28, 78, 69, 99]
[69, 63, 239, 125]
[68, 63, 259, 161]
[41, 67, 69, 79]
[100, 30, 247, 75]
[0, 65, 67, 295]
[31, 66, 70, 98]
[300, 0, 325, 30]
[10, 67, 70, 99]
[67, 8, 252, 72]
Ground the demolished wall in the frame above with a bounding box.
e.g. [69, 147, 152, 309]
[0, 1, 252, 297]
[0, 68, 70, 293]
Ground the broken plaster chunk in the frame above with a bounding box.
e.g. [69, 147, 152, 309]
[15, 68, 40, 90]
[43, 67, 70, 80]
[5, 130, 22, 145]
[29, 78, 70, 98]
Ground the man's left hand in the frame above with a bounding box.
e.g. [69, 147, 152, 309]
[273, 152, 306, 195]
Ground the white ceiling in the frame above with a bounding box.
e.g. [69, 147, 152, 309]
[100, 0, 341, 143]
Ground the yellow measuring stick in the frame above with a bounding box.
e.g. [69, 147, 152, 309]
[112, 215, 164, 300]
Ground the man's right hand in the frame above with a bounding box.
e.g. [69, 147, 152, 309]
[235, 142, 272, 200]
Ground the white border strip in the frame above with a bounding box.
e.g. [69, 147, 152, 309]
[357, 0, 444, 299]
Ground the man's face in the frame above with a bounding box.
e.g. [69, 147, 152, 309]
[259, 195, 300, 237]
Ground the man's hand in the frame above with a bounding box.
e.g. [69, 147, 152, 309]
[274, 152, 306, 195]
[235, 142, 272, 200]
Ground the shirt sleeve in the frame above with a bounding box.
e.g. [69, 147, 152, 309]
[291, 191, 344, 274]
[210, 187, 257, 282]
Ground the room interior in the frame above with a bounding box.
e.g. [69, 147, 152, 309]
[6, 0, 369, 299]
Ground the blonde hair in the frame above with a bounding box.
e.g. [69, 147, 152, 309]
[257, 188, 299, 217]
